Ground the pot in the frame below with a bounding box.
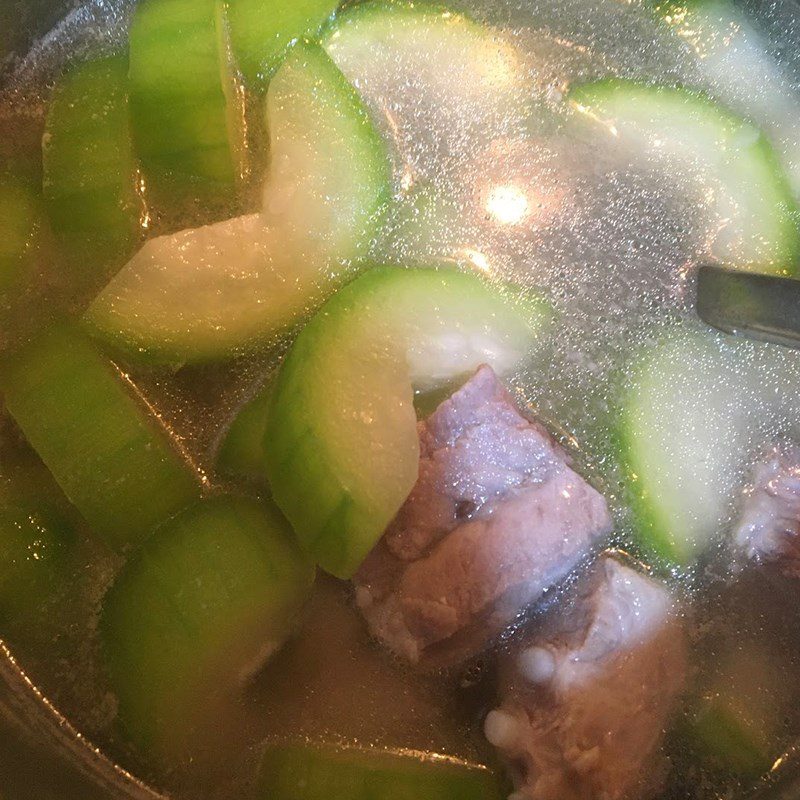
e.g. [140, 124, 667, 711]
[2, 1, 800, 798]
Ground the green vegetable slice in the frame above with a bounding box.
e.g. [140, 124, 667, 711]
[260, 41, 390, 263]
[101, 496, 314, 756]
[265, 267, 548, 578]
[0, 321, 202, 551]
[87, 42, 390, 363]
[686, 640, 787, 778]
[258, 743, 504, 800]
[321, 0, 525, 179]
[570, 79, 799, 274]
[217, 380, 273, 480]
[0, 453, 74, 638]
[129, 0, 244, 205]
[0, 175, 40, 294]
[43, 56, 141, 274]
[653, 0, 800, 198]
[690, 700, 774, 778]
[227, 0, 339, 85]
[616, 323, 753, 566]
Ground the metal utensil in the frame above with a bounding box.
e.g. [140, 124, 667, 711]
[696, 264, 800, 349]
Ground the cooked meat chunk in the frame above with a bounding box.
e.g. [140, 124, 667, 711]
[734, 445, 800, 576]
[354, 365, 612, 666]
[484, 556, 686, 800]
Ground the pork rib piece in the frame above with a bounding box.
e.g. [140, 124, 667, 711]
[484, 556, 686, 800]
[355, 364, 612, 666]
[734, 444, 800, 576]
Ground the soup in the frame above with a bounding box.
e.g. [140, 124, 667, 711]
[2, 0, 800, 798]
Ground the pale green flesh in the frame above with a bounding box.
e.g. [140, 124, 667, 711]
[86, 214, 282, 362]
[618, 324, 752, 566]
[227, 0, 339, 84]
[321, 0, 525, 177]
[260, 41, 390, 262]
[654, 0, 800, 198]
[101, 496, 314, 756]
[128, 0, 243, 203]
[87, 42, 390, 363]
[265, 267, 548, 579]
[570, 79, 799, 274]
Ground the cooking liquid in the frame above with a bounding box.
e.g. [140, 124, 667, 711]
[3, 0, 800, 797]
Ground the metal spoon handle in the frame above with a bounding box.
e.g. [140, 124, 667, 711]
[696, 265, 800, 349]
